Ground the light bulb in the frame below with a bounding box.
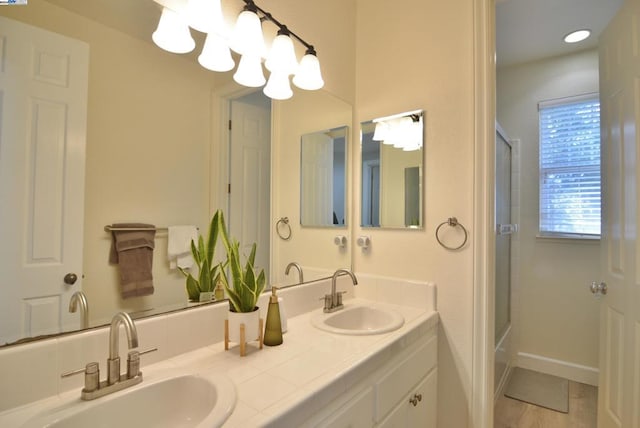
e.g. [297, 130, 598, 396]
[293, 49, 324, 90]
[265, 29, 298, 74]
[198, 32, 235, 72]
[233, 54, 266, 88]
[186, 0, 224, 34]
[229, 8, 265, 57]
[152, 7, 196, 54]
[263, 71, 293, 100]
[563, 29, 591, 44]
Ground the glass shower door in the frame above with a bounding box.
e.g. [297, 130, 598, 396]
[494, 125, 514, 395]
[495, 130, 512, 341]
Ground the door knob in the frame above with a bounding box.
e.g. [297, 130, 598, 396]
[590, 281, 607, 296]
[64, 273, 78, 285]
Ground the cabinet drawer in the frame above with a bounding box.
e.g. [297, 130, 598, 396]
[374, 335, 437, 420]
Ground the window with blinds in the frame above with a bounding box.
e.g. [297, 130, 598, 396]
[538, 93, 601, 238]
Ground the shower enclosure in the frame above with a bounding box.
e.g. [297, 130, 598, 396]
[494, 124, 516, 396]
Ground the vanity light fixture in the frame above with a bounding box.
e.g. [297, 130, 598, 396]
[372, 110, 423, 152]
[563, 29, 591, 44]
[152, 0, 324, 100]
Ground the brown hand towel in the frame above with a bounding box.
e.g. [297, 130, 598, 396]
[109, 223, 156, 299]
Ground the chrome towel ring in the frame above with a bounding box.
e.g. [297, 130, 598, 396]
[435, 217, 468, 250]
[276, 217, 292, 240]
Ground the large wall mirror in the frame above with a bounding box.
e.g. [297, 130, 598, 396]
[300, 126, 348, 227]
[360, 110, 424, 229]
[0, 1, 352, 347]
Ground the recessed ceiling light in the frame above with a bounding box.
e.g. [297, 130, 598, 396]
[564, 29, 591, 44]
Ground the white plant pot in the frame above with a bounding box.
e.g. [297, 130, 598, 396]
[227, 307, 260, 343]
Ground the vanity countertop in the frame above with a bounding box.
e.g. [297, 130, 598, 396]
[0, 298, 438, 427]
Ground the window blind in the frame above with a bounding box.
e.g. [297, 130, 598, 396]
[538, 94, 601, 237]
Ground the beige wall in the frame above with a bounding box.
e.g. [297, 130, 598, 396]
[355, 0, 476, 426]
[497, 50, 601, 371]
[252, 0, 356, 105]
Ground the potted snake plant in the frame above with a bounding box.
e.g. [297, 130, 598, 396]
[217, 210, 266, 346]
[178, 210, 225, 302]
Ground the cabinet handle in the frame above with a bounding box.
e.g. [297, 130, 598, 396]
[409, 393, 423, 406]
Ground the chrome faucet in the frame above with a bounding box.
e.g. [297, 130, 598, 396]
[323, 269, 358, 313]
[61, 311, 156, 400]
[285, 262, 304, 284]
[108, 312, 139, 385]
[68, 291, 89, 329]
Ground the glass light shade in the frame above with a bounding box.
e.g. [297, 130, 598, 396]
[263, 71, 293, 100]
[372, 122, 388, 141]
[233, 54, 266, 87]
[265, 34, 298, 74]
[152, 7, 196, 54]
[198, 33, 235, 72]
[389, 117, 412, 148]
[292, 53, 324, 90]
[229, 10, 265, 56]
[186, 0, 224, 34]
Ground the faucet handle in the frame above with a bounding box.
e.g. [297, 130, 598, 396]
[61, 362, 100, 392]
[319, 294, 332, 310]
[126, 348, 157, 379]
[336, 291, 347, 306]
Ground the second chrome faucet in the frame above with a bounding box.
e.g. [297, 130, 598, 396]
[323, 269, 358, 313]
[285, 262, 304, 284]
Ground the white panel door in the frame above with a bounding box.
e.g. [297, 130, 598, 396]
[597, 1, 640, 426]
[0, 17, 88, 344]
[301, 132, 333, 225]
[229, 93, 271, 280]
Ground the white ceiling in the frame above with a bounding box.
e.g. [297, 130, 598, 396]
[45, 0, 623, 70]
[496, 0, 623, 68]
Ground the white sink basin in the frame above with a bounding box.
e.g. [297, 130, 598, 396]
[311, 304, 404, 335]
[22, 371, 236, 428]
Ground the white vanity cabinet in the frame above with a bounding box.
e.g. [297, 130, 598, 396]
[306, 326, 437, 428]
[376, 370, 437, 427]
[375, 335, 437, 427]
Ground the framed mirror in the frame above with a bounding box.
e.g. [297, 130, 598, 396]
[300, 126, 348, 227]
[360, 110, 424, 229]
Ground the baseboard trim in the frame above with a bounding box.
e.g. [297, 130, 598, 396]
[516, 352, 599, 386]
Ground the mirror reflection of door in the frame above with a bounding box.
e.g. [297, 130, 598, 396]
[404, 166, 421, 227]
[301, 132, 334, 225]
[299, 126, 348, 227]
[229, 92, 271, 280]
[362, 160, 380, 227]
[0, 17, 89, 344]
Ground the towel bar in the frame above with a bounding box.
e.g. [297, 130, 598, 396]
[104, 225, 167, 232]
